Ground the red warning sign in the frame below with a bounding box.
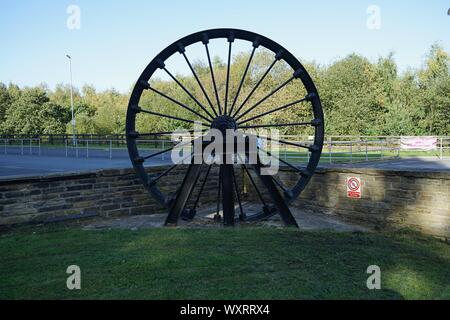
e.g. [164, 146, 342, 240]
[347, 177, 362, 198]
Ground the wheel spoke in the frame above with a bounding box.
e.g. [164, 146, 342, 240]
[237, 95, 312, 125]
[239, 121, 313, 129]
[258, 146, 306, 174]
[237, 154, 267, 206]
[245, 132, 318, 152]
[254, 148, 290, 193]
[235, 76, 295, 121]
[142, 83, 213, 122]
[191, 164, 213, 211]
[228, 42, 258, 116]
[203, 38, 222, 114]
[134, 106, 208, 126]
[270, 175, 289, 194]
[148, 163, 178, 186]
[216, 165, 222, 217]
[128, 129, 206, 138]
[224, 33, 234, 115]
[179, 47, 219, 117]
[143, 146, 175, 161]
[158, 62, 213, 120]
[148, 152, 192, 186]
[139, 138, 193, 161]
[232, 166, 245, 219]
[231, 56, 279, 118]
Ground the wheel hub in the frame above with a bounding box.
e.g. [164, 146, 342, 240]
[210, 115, 237, 133]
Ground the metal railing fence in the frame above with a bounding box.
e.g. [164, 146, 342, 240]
[1, 135, 449, 163]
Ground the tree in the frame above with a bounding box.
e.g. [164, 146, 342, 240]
[0, 45, 448, 137]
[381, 71, 423, 135]
[90, 89, 127, 135]
[417, 43, 450, 135]
[1, 87, 68, 135]
[40, 102, 71, 134]
[0, 83, 11, 125]
[319, 54, 384, 135]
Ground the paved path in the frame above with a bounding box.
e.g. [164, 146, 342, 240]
[326, 157, 450, 171]
[0, 154, 172, 178]
[1, 153, 449, 178]
[83, 204, 369, 232]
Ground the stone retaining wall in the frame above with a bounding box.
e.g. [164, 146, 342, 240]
[1, 165, 449, 238]
[0, 166, 222, 226]
[283, 167, 450, 238]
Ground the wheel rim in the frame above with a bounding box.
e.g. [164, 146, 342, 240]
[126, 28, 324, 226]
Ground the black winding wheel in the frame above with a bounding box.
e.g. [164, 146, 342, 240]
[126, 28, 324, 227]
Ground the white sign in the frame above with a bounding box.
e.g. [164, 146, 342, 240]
[400, 137, 437, 151]
[347, 177, 362, 199]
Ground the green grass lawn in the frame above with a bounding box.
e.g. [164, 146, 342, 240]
[0, 226, 449, 300]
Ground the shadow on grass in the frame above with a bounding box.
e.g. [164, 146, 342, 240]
[0, 226, 449, 300]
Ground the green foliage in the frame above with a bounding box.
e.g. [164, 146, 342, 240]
[0, 44, 448, 136]
[320, 54, 385, 135]
[40, 102, 71, 134]
[417, 44, 450, 135]
[88, 89, 127, 134]
[0, 83, 12, 124]
[1, 87, 69, 135]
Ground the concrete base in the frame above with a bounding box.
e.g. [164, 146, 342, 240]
[83, 202, 368, 232]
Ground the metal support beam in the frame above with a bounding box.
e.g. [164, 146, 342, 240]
[220, 164, 235, 226]
[165, 163, 203, 226]
[252, 158, 298, 228]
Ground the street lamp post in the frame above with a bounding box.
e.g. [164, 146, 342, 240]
[66, 54, 76, 146]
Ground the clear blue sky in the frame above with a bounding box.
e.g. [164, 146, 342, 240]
[0, 0, 448, 93]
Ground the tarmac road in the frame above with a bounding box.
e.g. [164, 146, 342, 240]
[1, 151, 449, 179]
[0, 154, 173, 178]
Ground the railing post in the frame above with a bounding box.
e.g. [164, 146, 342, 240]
[329, 137, 332, 164]
[109, 140, 112, 160]
[307, 139, 310, 162]
[65, 138, 68, 157]
[162, 140, 165, 160]
[365, 140, 368, 161]
[350, 143, 353, 163]
[21, 139, 24, 155]
[86, 140, 89, 158]
[75, 139, 78, 158]
[29, 139, 32, 155]
[4, 139, 6, 155]
[38, 138, 41, 156]
[440, 137, 443, 160]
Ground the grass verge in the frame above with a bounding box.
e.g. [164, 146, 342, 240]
[0, 225, 449, 299]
